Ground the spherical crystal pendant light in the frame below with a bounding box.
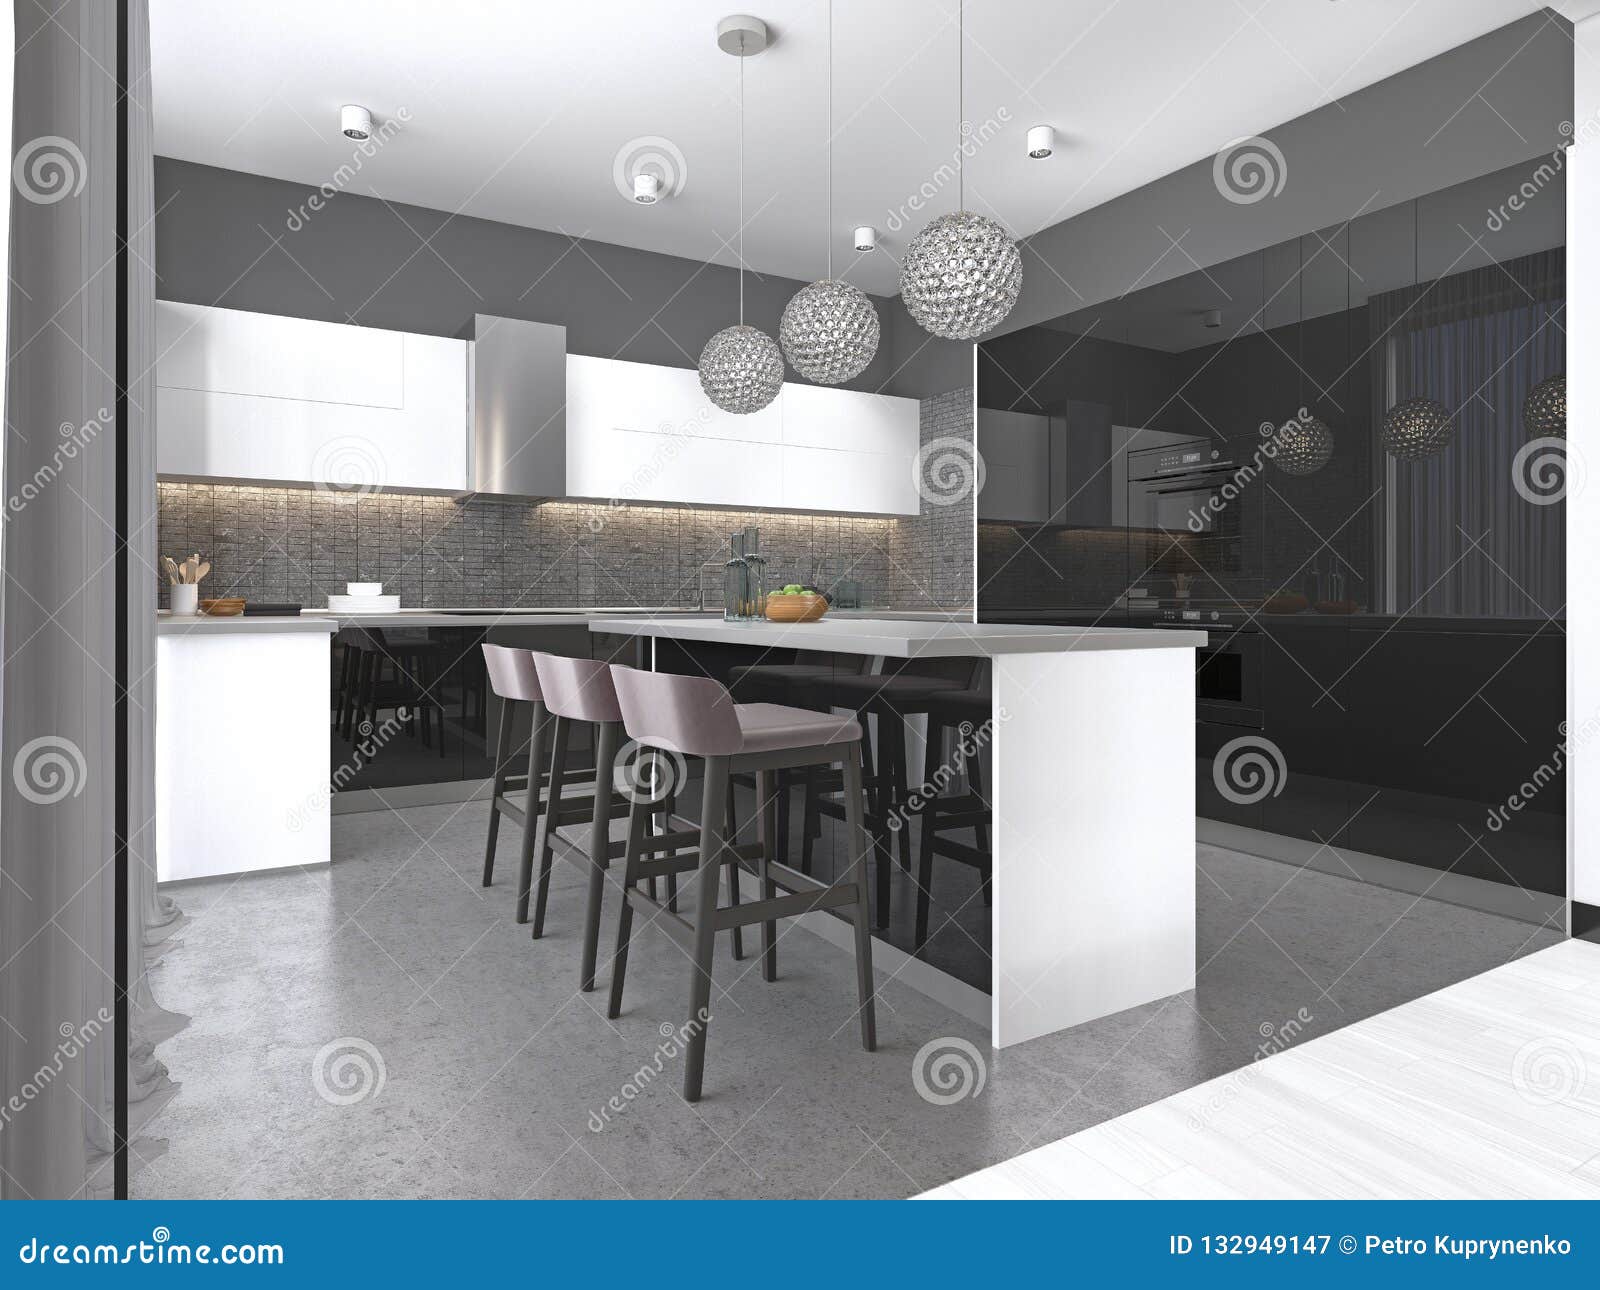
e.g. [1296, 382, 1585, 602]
[899, 2, 1022, 341]
[1382, 397, 1455, 461]
[1274, 414, 1334, 477]
[781, 280, 879, 384]
[779, 4, 879, 384]
[901, 211, 1023, 340]
[1523, 373, 1565, 439]
[699, 324, 784, 414]
[698, 16, 783, 415]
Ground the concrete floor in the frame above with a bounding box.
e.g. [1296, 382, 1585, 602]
[134, 801, 1561, 1199]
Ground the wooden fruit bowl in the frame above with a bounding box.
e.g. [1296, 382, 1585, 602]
[199, 598, 246, 617]
[764, 593, 829, 623]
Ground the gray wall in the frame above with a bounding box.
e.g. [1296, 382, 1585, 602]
[152, 157, 963, 396]
[1003, 12, 1572, 335]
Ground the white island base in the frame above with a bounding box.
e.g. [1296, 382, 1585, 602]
[990, 648, 1196, 1047]
[587, 616, 1204, 1049]
[156, 615, 336, 882]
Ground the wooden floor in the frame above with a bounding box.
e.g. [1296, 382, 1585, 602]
[922, 938, 1600, 1199]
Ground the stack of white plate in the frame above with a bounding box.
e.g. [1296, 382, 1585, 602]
[328, 581, 400, 613]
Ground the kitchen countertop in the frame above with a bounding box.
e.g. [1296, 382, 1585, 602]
[587, 614, 1206, 657]
[157, 613, 336, 636]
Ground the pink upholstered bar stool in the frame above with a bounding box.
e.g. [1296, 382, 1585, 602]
[605, 664, 877, 1102]
[480, 643, 590, 925]
[528, 652, 647, 991]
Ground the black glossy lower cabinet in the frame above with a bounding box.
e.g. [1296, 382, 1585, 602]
[327, 623, 643, 795]
[1200, 618, 1564, 898]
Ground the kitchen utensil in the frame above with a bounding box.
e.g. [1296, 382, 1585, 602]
[195, 561, 210, 582]
[161, 555, 180, 584]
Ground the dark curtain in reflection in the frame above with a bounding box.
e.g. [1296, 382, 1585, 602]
[1371, 248, 1565, 619]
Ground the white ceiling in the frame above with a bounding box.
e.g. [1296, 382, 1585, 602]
[150, 0, 1547, 297]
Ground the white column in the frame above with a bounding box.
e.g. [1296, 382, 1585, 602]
[1571, 15, 1600, 918]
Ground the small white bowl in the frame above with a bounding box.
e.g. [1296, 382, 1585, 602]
[346, 581, 383, 596]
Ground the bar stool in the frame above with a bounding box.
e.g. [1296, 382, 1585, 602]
[605, 664, 877, 1102]
[726, 652, 869, 866]
[913, 685, 994, 952]
[528, 652, 653, 991]
[798, 662, 977, 926]
[479, 645, 593, 924]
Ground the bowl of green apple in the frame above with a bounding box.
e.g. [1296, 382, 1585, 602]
[764, 585, 830, 623]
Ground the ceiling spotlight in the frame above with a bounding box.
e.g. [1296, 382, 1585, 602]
[854, 225, 876, 252]
[632, 173, 661, 205]
[1202, 308, 1223, 328]
[1027, 124, 1054, 159]
[340, 104, 372, 141]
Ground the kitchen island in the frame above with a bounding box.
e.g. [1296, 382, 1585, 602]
[589, 614, 1207, 1048]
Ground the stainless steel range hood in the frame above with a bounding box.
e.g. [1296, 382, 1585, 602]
[468, 313, 566, 498]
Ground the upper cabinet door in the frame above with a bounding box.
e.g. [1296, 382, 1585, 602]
[781, 382, 921, 515]
[976, 409, 1051, 523]
[155, 302, 469, 492]
[157, 301, 404, 407]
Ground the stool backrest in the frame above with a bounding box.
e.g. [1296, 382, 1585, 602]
[608, 664, 743, 757]
[481, 644, 542, 704]
[532, 652, 624, 724]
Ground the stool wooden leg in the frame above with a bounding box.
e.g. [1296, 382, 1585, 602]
[481, 700, 515, 887]
[606, 791, 649, 1020]
[842, 743, 877, 1051]
[684, 756, 729, 1102]
[755, 768, 778, 983]
[724, 789, 744, 961]
[579, 720, 620, 991]
[531, 715, 569, 938]
[514, 703, 548, 924]
[799, 768, 818, 876]
[888, 717, 914, 873]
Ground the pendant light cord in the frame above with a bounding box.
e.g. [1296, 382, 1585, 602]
[738, 35, 745, 326]
[826, 0, 833, 280]
[957, 0, 964, 211]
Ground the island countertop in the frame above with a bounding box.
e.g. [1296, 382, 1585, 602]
[586, 614, 1207, 657]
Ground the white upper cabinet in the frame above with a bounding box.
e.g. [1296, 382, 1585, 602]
[156, 302, 469, 492]
[565, 354, 921, 515]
